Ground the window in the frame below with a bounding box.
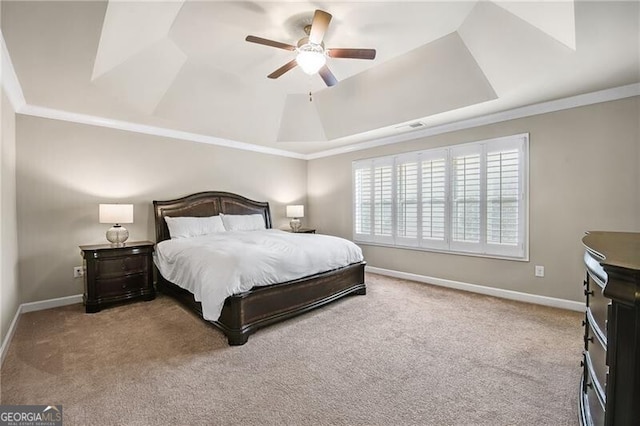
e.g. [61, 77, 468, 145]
[353, 134, 528, 259]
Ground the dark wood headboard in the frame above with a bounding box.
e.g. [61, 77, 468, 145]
[153, 191, 272, 243]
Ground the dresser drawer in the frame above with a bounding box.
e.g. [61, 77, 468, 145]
[584, 346, 607, 405]
[582, 351, 605, 426]
[586, 274, 609, 340]
[95, 273, 147, 297]
[584, 375, 606, 426]
[96, 256, 147, 277]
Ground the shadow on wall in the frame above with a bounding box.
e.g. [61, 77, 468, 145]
[15, 143, 307, 303]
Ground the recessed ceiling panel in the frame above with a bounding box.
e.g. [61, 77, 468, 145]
[313, 32, 497, 140]
[1, 1, 107, 108]
[493, 0, 576, 50]
[153, 59, 285, 144]
[91, 0, 185, 80]
[277, 94, 327, 142]
[459, 1, 639, 100]
[92, 38, 187, 115]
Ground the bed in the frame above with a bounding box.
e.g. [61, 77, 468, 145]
[153, 191, 366, 345]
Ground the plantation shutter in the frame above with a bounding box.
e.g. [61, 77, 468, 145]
[486, 150, 519, 244]
[353, 134, 528, 260]
[484, 137, 526, 257]
[372, 159, 394, 243]
[420, 151, 447, 249]
[353, 163, 373, 241]
[396, 155, 419, 246]
[450, 145, 482, 252]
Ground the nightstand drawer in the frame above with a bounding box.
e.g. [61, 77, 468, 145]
[96, 256, 147, 277]
[96, 273, 147, 297]
[80, 241, 155, 313]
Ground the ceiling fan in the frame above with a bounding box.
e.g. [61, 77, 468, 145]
[245, 9, 376, 87]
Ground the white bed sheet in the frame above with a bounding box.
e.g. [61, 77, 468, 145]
[154, 229, 364, 321]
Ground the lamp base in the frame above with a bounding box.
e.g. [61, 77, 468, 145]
[289, 218, 301, 232]
[106, 224, 129, 247]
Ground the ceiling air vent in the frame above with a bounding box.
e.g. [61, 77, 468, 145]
[395, 121, 426, 132]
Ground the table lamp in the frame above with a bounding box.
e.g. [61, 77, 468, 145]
[286, 205, 304, 232]
[99, 204, 133, 246]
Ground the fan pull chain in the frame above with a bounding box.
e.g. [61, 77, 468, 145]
[309, 91, 313, 102]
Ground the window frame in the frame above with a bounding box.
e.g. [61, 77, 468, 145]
[352, 133, 529, 261]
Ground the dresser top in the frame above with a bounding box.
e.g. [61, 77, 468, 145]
[582, 231, 640, 272]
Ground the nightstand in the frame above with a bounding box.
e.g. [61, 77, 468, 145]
[80, 241, 155, 313]
[282, 228, 316, 234]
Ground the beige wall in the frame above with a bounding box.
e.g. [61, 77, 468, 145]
[16, 115, 307, 303]
[9, 96, 640, 308]
[1, 91, 19, 344]
[308, 97, 640, 302]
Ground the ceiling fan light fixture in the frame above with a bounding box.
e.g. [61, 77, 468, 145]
[296, 43, 326, 75]
[246, 9, 375, 86]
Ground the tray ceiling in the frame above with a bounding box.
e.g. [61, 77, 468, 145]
[2, 1, 639, 155]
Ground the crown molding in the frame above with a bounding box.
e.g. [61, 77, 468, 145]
[1, 31, 26, 111]
[4, 21, 637, 163]
[3, 27, 305, 160]
[306, 83, 640, 160]
[19, 105, 307, 160]
[18, 83, 639, 162]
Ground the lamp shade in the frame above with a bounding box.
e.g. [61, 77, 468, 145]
[99, 204, 133, 224]
[286, 205, 304, 218]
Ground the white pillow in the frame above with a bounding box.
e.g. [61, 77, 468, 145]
[220, 213, 266, 231]
[164, 215, 226, 239]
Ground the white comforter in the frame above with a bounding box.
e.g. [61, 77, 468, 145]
[154, 229, 364, 321]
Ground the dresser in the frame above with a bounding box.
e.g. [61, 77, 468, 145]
[580, 232, 640, 426]
[80, 241, 155, 313]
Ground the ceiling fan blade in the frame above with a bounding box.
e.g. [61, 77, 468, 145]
[268, 59, 298, 79]
[318, 65, 337, 87]
[327, 48, 376, 60]
[245, 35, 296, 51]
[308, 10, 332, 45]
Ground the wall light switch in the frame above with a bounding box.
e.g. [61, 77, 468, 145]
[535, 265, 545, 278]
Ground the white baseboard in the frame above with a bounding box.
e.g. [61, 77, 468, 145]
[0, 305, 22, 367]
[366, 266, 585, 312]
[0, 294, 82, 367]
[20, 294, 83, 313]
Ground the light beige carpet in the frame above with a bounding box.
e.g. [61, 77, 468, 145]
[1, 273, 583, 425]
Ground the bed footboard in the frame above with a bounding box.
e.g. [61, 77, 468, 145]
[157, 261, 366, 345]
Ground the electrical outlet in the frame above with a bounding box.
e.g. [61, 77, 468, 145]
[73, 266, 84, 278]
[535, 265, 545, 278]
